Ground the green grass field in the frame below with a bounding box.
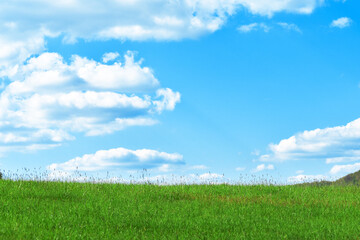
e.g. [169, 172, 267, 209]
[1, 179, 360, 239]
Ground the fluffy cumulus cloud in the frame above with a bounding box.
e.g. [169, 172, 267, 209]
[236, 0, 324, 16]
[102, 52, 120, 63]
[260, 118, 360, 165]
[0, 0, 324, 72]
[0, 0, 325, 158]
[0, 0, 324, 39]
[48, 147, 184, 172]
[253, 164, 274, 172]
[330, 17, 352, 28]
[0, 51, 180, 152]
[329, 163, 360, 175]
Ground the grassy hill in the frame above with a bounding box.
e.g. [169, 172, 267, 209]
[300, 170, 360, 187]
[333, 170, 360, 185]
[1, 177, 360, 239]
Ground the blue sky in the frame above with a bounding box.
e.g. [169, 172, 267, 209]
[0, 0, 359, 183]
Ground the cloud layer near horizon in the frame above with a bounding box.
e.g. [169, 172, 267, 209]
[48, 147, 184, 172]
[260, 118, 360, 176]
[261, 118, 360, 162]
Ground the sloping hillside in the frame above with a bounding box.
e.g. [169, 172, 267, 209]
[333, 170, 360, 186]
[300, 170, 360, 186]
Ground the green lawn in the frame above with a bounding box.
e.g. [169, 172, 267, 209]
[1, 180, 360, 239]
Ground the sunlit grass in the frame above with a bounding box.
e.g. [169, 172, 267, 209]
[1, 174, 360, 239]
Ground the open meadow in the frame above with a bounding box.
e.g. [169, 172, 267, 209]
[1, 178, 360, 239]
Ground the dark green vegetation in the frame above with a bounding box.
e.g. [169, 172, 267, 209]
[1, 178, 360, 239]
[301, 170, 360, 187]
[333, 170, 360, 186]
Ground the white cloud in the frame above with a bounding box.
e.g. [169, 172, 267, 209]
[0, 129, 74, 144]
[0, 143, 62, 158]
[287, 174, 328, 184]
[238, 23, 270, 33]
[153, 88, 181, 113]
[102, 52, 120, 63]
[236, 0, 324, 16]
[0, 133, 28, 144]
[1, 0, 317, 45]
[253, 164, 274, 172]
[0, 0, 324, 72]
[157, 164, 173, 173]
[0, 51, 180, 153]
[330, 17, 352, 28]
[0, 0, 325, 155]
[326, 154, 360, 164]
[278, 22, 302, 33]
[238, 22, 303, 34]
[296, 170, 304, 174]
[6, 51, 160, 94]
[330, 163, 360, 175]
[73, 52, 159, 91]
[48, 147, 184, 172]
[260, 118, 360, 163]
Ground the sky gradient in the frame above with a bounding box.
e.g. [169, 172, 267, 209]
[0, 0, 359, 184]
